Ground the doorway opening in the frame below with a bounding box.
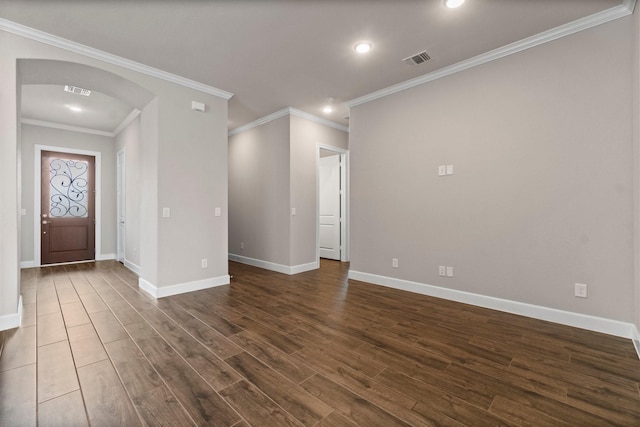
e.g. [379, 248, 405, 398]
[317, 145, 349, 263]
[34, 145, 102, 266]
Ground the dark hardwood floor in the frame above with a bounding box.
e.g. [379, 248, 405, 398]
[1, 259, 639, 426]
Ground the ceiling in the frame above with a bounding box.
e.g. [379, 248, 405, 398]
[0, 0, 624, 133]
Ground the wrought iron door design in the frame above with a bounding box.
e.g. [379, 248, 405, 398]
[41, 151, 95, 265]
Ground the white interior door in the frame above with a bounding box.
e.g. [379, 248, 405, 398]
[117, 150, 125, 262]
[319, 154, 341, 260]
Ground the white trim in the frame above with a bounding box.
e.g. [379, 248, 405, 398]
[229, 107, 349, 137]
[289, 108, 349, 133]
[116, 149, 126, 263]
[96, 253, 115, 261]
[0, 297, 23, 331]
[34, 145, 102, 267]
[349, 270, 638, 340]
[229, 254, 319, 275]
[124, 260, 141, 276]
[632, 326, 640, 360]
[0, 18, 233, 100]
[20, 261, 36, 269]
[345, 0, 637, 108]
[138, 275, 230, 299]
[22, 118, 114, 137]
[113, 109, 141, 136]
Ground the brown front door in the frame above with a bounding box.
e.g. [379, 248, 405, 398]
[41, 151, 95, 265]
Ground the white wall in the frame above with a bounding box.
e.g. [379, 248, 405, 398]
[349, 16, 635, 323]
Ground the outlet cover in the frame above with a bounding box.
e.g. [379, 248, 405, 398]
[201, 258, 208, 268]
[575, 283, 587, 298]
[439, 266, 446, 277]
[392, 258, 398, 268]
[446, 266, 454, 277]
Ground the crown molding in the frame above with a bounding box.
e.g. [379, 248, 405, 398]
[288, 108, 350, 133]
[346, 0, 636, 108]
[229, 107, 349, 137]
[113, 108, 141, 136]
[21, 118, 115, 137]
[0, 18, 234, 100]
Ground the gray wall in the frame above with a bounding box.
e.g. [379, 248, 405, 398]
[21, 124, 116, 263]
[290, 115, 348, 265]
[228, 113, 348, 269]
[229, 116, 291, 265]
[349, 16, 635, 322]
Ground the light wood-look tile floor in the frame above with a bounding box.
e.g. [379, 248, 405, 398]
[1, 259, 639, 426]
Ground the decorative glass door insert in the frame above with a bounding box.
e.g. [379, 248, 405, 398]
[48, 157, 90, 218]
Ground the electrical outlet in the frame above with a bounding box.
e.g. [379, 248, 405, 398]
[575, 283, 587, 298]
[201, 258, 208, 268]
[392, 258, 398, 268]
[446, 164, 454, 175]
[162, 207, 170, 218]
[240, 242, 244, 250]
[439, 266, 446, 276]
[446, 266, 454, 277]
[438, 165, 447, 176]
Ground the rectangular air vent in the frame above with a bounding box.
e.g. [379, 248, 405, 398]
[402, 51, 431, 66]
[64, 85, 91, 96]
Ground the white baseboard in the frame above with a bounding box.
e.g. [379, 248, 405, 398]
[20, 260, 36, 269]
[632, 325, 640, 360]
[124, 259, 141, 276]
[96, 253, 115, 261]
[139, 275, 230, 299]
[0, 296, 22, 331]
[349, 270, 637, 341]
[229, 253, 319, 275]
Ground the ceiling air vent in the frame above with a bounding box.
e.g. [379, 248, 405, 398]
[402, 51, 431, 66]
[64, 85, 91, 96]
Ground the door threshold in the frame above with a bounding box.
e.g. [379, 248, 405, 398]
[39, 259, 96, 268]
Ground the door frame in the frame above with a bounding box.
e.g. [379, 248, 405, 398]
[34, 145, 102, 267]
[117, 149, 126, 263]
[316, 144, 349, 263]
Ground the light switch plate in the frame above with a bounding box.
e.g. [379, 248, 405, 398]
[215, 207, 221, 217]
[162, 208, 170, 218]
[446, 266, 454, 277]
[446, 165, 454, 175]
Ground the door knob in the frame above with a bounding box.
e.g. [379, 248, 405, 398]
[42, 220, 48, 224]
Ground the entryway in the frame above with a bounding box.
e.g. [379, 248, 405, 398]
[36, 147, 99, 266]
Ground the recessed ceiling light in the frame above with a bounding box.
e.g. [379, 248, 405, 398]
[444, 0, 465, 8]
[354, 41, 372, 54]
[67, 105, 83, 112]
[323, 105, 334, 114]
